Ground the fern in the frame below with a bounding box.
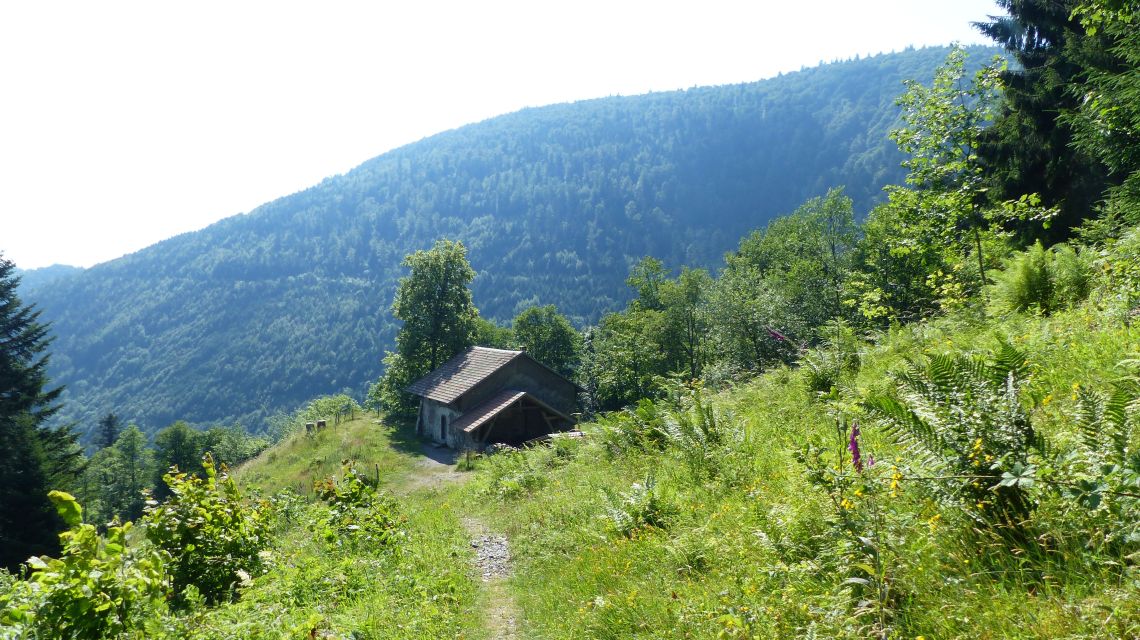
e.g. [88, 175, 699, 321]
[864, 342, 1047, 526]
[1074, 359, 1140, 469]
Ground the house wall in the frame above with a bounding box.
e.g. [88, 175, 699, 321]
[458, 356, 578, 417]
[418, 398, 462, 447]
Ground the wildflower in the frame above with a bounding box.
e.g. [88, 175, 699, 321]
[840, 498, 855, 510]
[927, 513, 941, 532]
[1042, 394, 1053, 406]
[889, 467, 903, 498]
[848, 421, 864, 472]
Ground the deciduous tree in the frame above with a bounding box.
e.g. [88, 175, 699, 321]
[512, 305, 582, 377]
[379, 239, 480, 419]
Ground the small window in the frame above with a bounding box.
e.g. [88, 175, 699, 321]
[439, 414, 447, 439]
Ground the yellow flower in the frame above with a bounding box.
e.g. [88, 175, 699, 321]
[840, 498, 855, 510]
[927, 514, 941, 532]
[1042, 394, 1053, 406]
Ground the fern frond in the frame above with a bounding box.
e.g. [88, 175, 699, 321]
[991, 340, 1030, 385]
[926, 354, 961, 397]
[1105, 387, 1131, 464]
[865, 395, 946, 459]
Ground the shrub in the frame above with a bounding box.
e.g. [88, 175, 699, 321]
[144, 455, 270, 606]
[1092, 227, 1140, 320]
[1063, 357, 1140, 555]
[656, 386, 733, 481]
[599, 476, 677, 538]
[864, 341, 1049, 536]
[476, 447, 552, 499]
[311, 465, 404, 549]
[0, 492, 167, 639]
[801, 322, 862, 395]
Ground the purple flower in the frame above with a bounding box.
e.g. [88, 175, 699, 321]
[848, 421, 863, 473]
[767, 327, 788, 342]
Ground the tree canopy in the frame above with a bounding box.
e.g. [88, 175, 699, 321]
[379, 240, 480, 419]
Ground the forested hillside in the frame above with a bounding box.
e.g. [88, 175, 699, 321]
[14, 265, 84, 295]
[24, 46, 997, 438]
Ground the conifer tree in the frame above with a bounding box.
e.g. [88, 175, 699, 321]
[0, 254, 81, 570]
[96, 411, 121, 449]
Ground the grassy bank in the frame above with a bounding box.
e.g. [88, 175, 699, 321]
[461, 298, 1140, 639]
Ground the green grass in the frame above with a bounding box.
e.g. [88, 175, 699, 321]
[167, 416, 487, 639]
[234, 416, 422, 496]
[459, 298, 1140, 639]
[16, 266, 1133, 638]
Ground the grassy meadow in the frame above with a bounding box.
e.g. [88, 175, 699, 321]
[459, 294, 1140, 639]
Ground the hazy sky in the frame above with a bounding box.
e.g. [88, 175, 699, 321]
[1, 0, 1001, 270]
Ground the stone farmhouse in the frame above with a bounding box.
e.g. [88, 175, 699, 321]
[406, 346, 579, 449]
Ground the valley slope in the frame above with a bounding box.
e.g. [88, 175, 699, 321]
[24, 46, 999, 437]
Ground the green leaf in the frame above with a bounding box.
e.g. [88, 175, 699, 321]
[48, 490, 83, 527]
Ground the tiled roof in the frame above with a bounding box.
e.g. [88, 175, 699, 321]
[452, 389, 572, 433]
[452, 390, 527, 433]
[405, 347, 522, 403]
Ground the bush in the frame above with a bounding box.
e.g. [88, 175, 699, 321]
[476, 447, 553, 500]
[1063, 358, 1140, 556]
[1092, 227, 1140, 320]
[801, 322, 862, 395]
[311, 465, 404, 549]
[144, 455, 270, 606]
[864, 342, 1049, 536]
[599, 476, 677, 538]
[0, 492, 167, 639]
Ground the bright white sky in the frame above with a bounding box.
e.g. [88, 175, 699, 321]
[1, 0, 1000, 270]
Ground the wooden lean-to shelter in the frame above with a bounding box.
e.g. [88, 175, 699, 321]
[406, 346, 578, 449]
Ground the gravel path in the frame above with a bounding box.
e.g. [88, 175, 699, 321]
[463, 518, 519, 639]
[470, 533, 512, 581]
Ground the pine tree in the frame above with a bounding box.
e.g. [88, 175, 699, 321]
[974, 0, 1121, 239]
[0, 254, 81, 570]
[96, 412, 121, 449]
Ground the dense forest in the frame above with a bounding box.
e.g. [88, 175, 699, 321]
[21, 46, 996, 438]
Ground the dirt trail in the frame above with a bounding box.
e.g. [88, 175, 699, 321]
[399, 444, 520, 639]
[463, 517, 520, 640]
[395, 443, 472, 494]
